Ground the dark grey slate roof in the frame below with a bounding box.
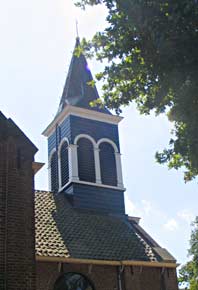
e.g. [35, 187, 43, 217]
[57, 38, 111, 115]
[35, 190, 176, 263]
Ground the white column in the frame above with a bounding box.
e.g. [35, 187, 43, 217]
[94, 148, 102, 184]
[115, 152, 124, 188]
[68, 144, 79, 182]
[58, 151, 62, 189]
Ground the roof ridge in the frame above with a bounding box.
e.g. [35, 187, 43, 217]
[35, 189, 53, 194]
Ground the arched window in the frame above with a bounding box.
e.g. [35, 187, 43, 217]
[60, 141, 69, 187]
[77, 138, 95, 183]
[54, 273, 94, 290]
[50, 151, 59, 192]
[99, 142, 117, 186]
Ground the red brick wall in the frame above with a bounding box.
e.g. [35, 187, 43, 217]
[36, 261, 178, 290]
[124, 266, 178, 290]
[0, 124, 36, 290]
[36, 261, 118, 290]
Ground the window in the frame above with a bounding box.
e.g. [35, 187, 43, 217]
[77, 138, 96, 183]
[99, 142, 117, 186]
[51, 151, 59, 192]
[54, 273, 94, 290]
[60, 141, 69, 187]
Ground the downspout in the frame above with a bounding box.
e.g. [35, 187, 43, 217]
[160, 267, 166, 290]
[55, 124, 59, 191]
[117, 265, 125, 290]
[4, 143, 9, 290]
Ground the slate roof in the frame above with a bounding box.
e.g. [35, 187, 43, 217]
[57, 38, 111, 115]
[35, 190, 175, 263]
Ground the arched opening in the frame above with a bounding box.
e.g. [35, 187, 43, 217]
[50, 151, 59, 192]
[60, 141, 69, 187]
[77, 137, 96, 183]
[54, 273, 94, 290]
[99, 142, 117, 186]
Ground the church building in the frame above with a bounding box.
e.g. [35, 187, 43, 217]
[0, 38, 178, 290]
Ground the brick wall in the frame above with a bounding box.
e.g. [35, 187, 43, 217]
[36, 262, 118, 290]
[36, 261, 178, 290]
[0, 114, 37, 290]
[124, 266, 178, 290]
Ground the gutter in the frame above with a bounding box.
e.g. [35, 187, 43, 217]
[36, 256, 178, 268]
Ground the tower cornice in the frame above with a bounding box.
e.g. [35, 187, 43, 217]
[43, 105, 123, 137]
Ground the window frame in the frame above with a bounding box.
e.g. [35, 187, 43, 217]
[53, 272, 95, 290]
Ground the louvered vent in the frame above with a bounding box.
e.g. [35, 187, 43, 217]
[51, 151, 59, 192]
[60, 142, 69, 187]
[77, 138, 96, 182]
[99, 142, 117, 186]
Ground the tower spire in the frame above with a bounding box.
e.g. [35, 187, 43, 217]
[57, 39, 111, 115]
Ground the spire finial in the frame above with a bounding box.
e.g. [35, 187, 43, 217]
[76, 20, 79, 40]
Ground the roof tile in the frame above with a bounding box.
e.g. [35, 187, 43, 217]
[35, 190, 167, 262]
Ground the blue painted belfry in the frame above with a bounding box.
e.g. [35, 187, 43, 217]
[43, 38, 125, 215]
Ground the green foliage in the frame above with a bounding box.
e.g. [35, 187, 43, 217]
[179, 217, 198, 290]
[189, 217, 198, 266]
[75, 0, 102, 9]
[75, 0, 198, 181]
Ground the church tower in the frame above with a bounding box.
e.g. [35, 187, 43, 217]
[0, 37, 178, 290]
[43, 38, 125, 215]
[36, 38, 178, 290]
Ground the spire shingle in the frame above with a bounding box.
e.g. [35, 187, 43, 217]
[57, 38, 111, 115]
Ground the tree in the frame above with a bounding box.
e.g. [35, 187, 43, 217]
[179, 217, 198, 290]
[75, 0, 198, 181]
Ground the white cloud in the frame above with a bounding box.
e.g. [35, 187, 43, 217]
[164, 218, 179, 231]
[125, 196, 162, 219]
[177, 209, 195, 224]
[124, 195, 141, 217]
[141, 199, 152, 215]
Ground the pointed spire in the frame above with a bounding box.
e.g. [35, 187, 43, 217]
[57, 38, 111, 115]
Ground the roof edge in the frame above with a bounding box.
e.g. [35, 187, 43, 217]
[36, 256, 178, 268]
[0, 111, 38, 154]
[43, 105, 123, 137]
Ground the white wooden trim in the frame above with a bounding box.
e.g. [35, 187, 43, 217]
[58, 152, 62, 190]
[97, 139, 124, 187]
[59, 179, 126, 192]
[68, 144, 79, 181]
[49, 148, 57, 164]
[48, 148, 56, 191]
[94, 148, 102, 184]
[97, 138, 119, 153]
[58, 138, 69, 188]
[42, 105, 123, 137]
[58, 137, 69, 154]
[115, 152, 124, 188]
[74, 134, 97, 147]
[74, 134, 102, 184]
[74, 180, 125, 191]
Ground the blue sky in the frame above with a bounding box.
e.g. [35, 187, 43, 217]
[0, 0, 197, 266]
